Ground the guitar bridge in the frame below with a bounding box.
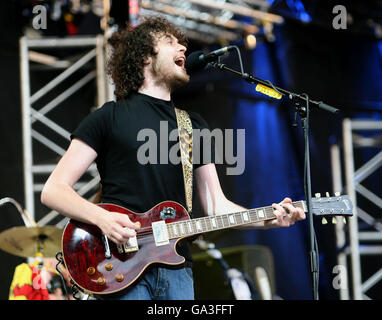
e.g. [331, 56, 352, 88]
[117, 235, 139, 253]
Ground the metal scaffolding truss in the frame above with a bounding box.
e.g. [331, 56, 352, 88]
[139, 0, 283, 44]
[331, 119, 382, 300]
[20, 35, 112, 228]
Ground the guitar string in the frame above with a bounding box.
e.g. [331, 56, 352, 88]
[117, 199, 350, 243]
[131, 201, 305, 240]
[116, 201, 305, 243]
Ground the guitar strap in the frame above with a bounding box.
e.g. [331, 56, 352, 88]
[174, 107, 193, 214]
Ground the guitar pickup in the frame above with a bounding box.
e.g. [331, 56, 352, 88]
[117, 234, 139, 253]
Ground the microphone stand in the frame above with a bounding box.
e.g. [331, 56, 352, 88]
[210, 61, 339, 300]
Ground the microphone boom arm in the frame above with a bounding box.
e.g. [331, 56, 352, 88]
[210, 62, 339, 114]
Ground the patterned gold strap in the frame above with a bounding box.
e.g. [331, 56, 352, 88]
[174, 107, 193, 214]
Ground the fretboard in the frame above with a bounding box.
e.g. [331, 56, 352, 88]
[166, 201, 306, 239]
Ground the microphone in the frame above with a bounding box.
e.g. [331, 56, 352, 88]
[185, 46, 234, 74]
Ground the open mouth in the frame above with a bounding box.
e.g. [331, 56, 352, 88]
[174, 57, 186, 70]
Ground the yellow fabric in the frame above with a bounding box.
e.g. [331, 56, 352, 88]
[9, 263, 33, 300]
[9, 255, 51, 300]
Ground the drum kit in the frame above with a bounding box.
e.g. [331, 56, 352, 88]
[0, 197, 73, 300]
[0, 225, 63, 259]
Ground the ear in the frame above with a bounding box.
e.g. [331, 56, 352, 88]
[143, 55, 152, 66]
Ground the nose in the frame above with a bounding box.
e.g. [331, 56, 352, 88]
[178, 43, 187, 54]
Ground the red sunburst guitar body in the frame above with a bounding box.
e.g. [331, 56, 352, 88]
[62, 201, 190, 295]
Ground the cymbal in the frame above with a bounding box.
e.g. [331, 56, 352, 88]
[0, 226, 63, 258]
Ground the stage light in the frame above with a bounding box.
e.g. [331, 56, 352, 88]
[244, 34, 257, 49]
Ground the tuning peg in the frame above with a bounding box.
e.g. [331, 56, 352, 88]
[315, 193, 321, 198]
[326, 192, 330, 197]
[335, 192, 340, 197]
[321, 217, 328, 225]
[332, 217, 337, 224]
[343, 218, 347, 224]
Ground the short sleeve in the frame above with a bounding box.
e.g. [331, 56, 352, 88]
[70, 101, 115, 154]
[189, 111, 215, 169]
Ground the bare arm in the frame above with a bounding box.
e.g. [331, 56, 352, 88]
[41, 138, 139, 244]
[195, 163, 305, 229]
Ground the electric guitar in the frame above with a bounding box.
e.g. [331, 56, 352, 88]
[62, 194, 353, 295]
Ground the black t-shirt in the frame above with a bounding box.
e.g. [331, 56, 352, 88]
[71, 92, 213, 264]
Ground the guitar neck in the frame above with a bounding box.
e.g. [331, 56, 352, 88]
[166, 200, 306, 239]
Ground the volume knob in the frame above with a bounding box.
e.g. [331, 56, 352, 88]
[115, 273, 124, 282]
[97, 277, 106, 286]
[87, 267, 96, 276]
[105, 262, 113, 271]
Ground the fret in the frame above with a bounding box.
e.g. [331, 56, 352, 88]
[216, 216, 222, 229]
[210, 216, 217, 229]
[179, 223, 185, 235]
[257, 208, 265, 219]
[224, 215, 230, 227]
[177, 223, 183, 235]
[213, 216, 220, 229]
[234, 213, 239, 225]
[202, 217, 209, 232]
[236, 212, 243, 225]
[167, 225, 173, 238]
[266, 206, 276, 219]
[173, 223, 178, 237]
[188, 221, 194, 234]
[201, 218, 207, 232]
[222, 215, 228, 228]
[211, 216, 216, 229]
[212, 217, 216, 229]
[204, 218, 209, 232]
[200, 217, 206, 232]
[242, 211, 249, 222]
[186, 221, 191, 234]
[238, 212, 244, 225]
[250, 209, 258, 223]
[228, 214, 234, 225]
[195, 220, 202, 232]
[185, 221, 190, 234]
[217, 216, 223, 228]
[219, 215, 226, 228]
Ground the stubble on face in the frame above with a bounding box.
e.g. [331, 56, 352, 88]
[150, 33, 190, 91]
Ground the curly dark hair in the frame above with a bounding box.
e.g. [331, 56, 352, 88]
[107, 16, 188, 101]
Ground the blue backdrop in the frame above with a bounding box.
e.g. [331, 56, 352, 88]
[224, 19, 382, 299]
[230, 38, 311, 299]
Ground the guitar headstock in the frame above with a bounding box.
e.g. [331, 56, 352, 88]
[311, 192, 353, 225]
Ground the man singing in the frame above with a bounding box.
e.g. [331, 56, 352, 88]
[41, 16, 305, 300]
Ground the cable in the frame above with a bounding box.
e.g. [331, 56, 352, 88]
[232, 45, 244, 76]
[55, 252, 70, 300]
